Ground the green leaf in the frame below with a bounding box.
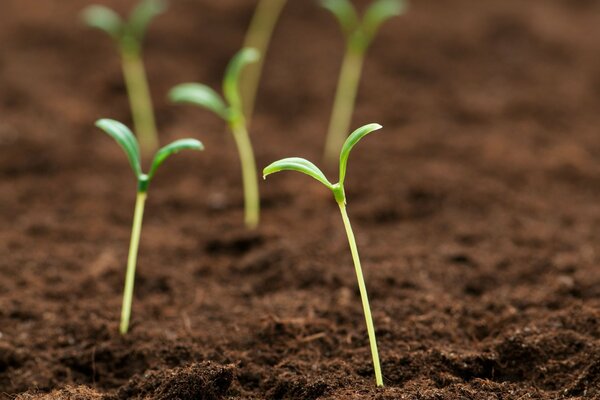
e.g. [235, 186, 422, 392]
[95, 119, 142, 178]
[169, 83, 229, 120]
[82, 5, 124, 39]
[223, 48, 260, 115]
[362, 0, 406, 40]
[320, 0, 359, 37]
[147, 138, 204, 180]
[263, 157, 333, 189]
[339, 123, 382, 185]
[127, 0, 167, 41]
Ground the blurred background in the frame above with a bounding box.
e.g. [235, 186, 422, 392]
[1, 0, 600, 398]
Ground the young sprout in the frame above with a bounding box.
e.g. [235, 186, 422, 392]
[169, 48, 261, 229]
[82, 0, 167, 155]
[321, 0, 406, 163]
[95, 118, 203, 335]
[263, 123, 384, 387]
[241, 0, 287, 124]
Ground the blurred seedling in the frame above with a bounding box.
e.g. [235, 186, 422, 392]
[95, 118, 203, 334]
[241, 0, 287, 124]
[83, 0, 167, 155]
[169, 48, 261, 229]
[263, 123, 384, 387]
[321, 0, 406, 163]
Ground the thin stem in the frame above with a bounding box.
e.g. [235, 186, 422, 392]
[231, 121, 260, 229]
[241, 0, 287, 125]
[337, 201, 383, 387]
[121, 49, 159, 156]
[324, 47, 365, 164]
[120, 191, 147, 335]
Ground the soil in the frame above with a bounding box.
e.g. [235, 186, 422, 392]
[1, 0, 600, 398]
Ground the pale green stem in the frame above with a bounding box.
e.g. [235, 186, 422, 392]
[324, 47, 365, 164]
[120, 191, 147, 335]
[121, 49, 159, 156]
[241, 0, 287, 124]
[337, 201, 383, 387]
[230, 121, 260, 229]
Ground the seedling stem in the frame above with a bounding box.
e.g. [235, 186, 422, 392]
[338, 200, 382, 386]
[231, 120, 260, 228]
[241, 0, 287, 124]
[120, 190, 147, 335]
[324, 46, 364, 163]
[122, 49, 158, 154]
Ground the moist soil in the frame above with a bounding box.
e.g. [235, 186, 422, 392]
[1, 0, 600, 398]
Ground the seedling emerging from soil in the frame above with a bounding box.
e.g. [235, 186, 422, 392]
[95, 118, 203, 335]
[322, 0, 406, 163]
[169, 48, 261, 229]
[263, 123, 384, 387]
[82, 0, 167, 155]
[241, 0, 287, 124]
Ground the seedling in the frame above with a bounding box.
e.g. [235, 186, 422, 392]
[169, 48, 261, 229]
[241, 0, 287, 124]
[82, 0, 167, 155]
[95, 118, 203, 334]
[321, 0, 406, 163]
[263, 123, 384, 387]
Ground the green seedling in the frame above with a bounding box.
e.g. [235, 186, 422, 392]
[83, 0, 167, 155]
[263, 123, 384, 387]
[241, 0, 287, 124]
[321, 0, 406, 163]
[169, 48, 261, 229]
[95, 118, 203, 334]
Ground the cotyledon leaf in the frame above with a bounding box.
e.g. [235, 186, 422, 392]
[169, 83, 229, 120]
[339, 123, 382, 185]
[320, 0, 359, 37]
[82, 5, 124, 39]
[362, 0, 406, 40]
[148, 138, 204, 180]
[223, 48, 260, 113]
[127, 0, 168, 41]
[95, 119, 142, 178]
[263, 157, 334, 189]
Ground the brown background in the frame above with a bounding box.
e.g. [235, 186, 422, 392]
[1, 0, 600, 398]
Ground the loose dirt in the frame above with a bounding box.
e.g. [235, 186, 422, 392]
[1, 0, 600, 398]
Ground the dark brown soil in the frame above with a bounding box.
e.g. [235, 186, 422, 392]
[1, 0, 600, 398]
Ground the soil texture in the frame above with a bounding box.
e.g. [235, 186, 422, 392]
[1, 0, 600, 398]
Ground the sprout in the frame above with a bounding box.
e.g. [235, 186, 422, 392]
[169, 48, 261, 229]
[95, 118, 203, 334]
[321, 0, 406, 163]
[240, 0, 288, 125]
[82, 0, 167, 155]
[263, 123, 384, 387]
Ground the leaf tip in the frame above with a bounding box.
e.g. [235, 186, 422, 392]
[94, 118, 112, 129]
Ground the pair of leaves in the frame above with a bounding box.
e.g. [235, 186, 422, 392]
[82, 0, 167, 46]
[96, 119, 203, 189]
[168, 48, 261, 122]
[263, 123, 382, 198]
[321, 0, 407, 44]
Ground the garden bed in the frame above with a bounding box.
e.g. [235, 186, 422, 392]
[1, 0, 600, 398]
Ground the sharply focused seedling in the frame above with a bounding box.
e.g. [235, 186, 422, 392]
[263, 123, 384, 387]
[321, 0, 406, 163]
[169, 48, 261, 229]
[241, 0, 287, 124]
[95, 118, 203, 334]
[83, 0, 167, 155]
